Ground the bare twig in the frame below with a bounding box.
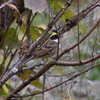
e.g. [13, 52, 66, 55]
[77, 0, 81, 63]
[10, 63, 100, 98]
[54, 53, 100, 66]
[0, 0, 13, 9]
[56, 18, 100, 60]
[59, 0, 100, 34]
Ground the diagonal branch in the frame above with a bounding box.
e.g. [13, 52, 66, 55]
[5, 19, 100, 100]
[59, 0, 100, 34]
[0, 0, 74, 88]
[7, 63, 100, 98]
[56, 18, 100, 60]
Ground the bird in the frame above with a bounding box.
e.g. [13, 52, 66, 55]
[31, 30, 62, 59]
[20, 30, 62, 66]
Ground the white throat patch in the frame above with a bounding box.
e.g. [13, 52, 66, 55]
[54, 39, 58, 42]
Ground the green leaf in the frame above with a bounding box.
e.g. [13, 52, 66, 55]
[49, 0, 86, 33]
[5, 83, 14, 92]
[0, 80, 10, 98]
[20, 24, 43, 41]
[49, 0, 74, 22]
[0, 56, 10, 75]
[17, 69, 42, 89]
[53, 65, 63, 74]
[1, 28, 19, 49]
[30, 26, 41, 41]
[30, 78, 43, 89]
[47, 59, 63, 74]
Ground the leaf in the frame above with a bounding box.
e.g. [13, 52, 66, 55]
[30, 27, 41, 41]
[0, 80, 10, 98]
[30, 79, 43, 89]
[5, 83, 14, 92]
[24, 0, 47, 14]
[50, 0, 86, 33]
[20, 24, 42, 41]
[0, 56, 10, 75]
[33, 90, 42, 93]
[49, 0, 74, 22]
[1, 28, 19, 49]
[17, 70, 42, 89]
[47, 59, 63, 74]
[53, 65, 63, 74]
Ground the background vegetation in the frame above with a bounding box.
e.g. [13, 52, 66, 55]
[0, 0, 100, 100]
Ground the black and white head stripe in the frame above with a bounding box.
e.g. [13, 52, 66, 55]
[50, 35, 58, 40]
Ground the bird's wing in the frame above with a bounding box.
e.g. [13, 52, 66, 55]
[33, 46, 53, 58]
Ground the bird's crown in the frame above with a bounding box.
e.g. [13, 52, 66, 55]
[52, 30, 57, 35]
[50, 30, 58, 40]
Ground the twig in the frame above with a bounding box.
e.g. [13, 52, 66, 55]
[54, 53, 100, 66]
[25, 10, 32, 40]
[59, 0, 100, 34]
[56, 18, 100, 60]
[0, 0, 13, 9]
[77, 0, 81, 63]
[10, 63, 100, 98]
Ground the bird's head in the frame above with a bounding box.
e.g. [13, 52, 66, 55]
[50, 30, 63, 42]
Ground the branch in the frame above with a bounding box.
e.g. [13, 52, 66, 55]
[28, 0, 74, 53]
[5, 62, 54, 100]
[4, 17, 100, 99]
[59, 0, 100, 34]
[54, 53, 100, 66]
[56, 18, 100, 59]
[8, 63, 100, 98]
[0, 0, 13, 9]
[0, 0, 74, 88]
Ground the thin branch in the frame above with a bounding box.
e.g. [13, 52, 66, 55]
[10, 63, 100, 98]
[0, 0, 13, 9]
[54, 53, 100, 66]
[56, 18, 100, 60]
[25, 10, 32, 40]
[59, 0, 100, 34]
[77, 0, 81, 63]
[46, 63, 92, 77]
[0, 8, 15, 49]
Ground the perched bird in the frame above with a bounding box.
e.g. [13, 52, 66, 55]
[20, 30, 62, 66]
[32, 30, 62, 59]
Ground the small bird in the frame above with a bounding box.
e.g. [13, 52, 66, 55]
[20, 30, 62, 66]
[32, 30, 62, 59]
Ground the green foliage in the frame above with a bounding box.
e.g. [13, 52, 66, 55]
[0, 28, 19, 49]
[49, 0, 86, 33]
[17, 69, 43, 89]
[0, 80, 10, 98]
[49, 0, 74, 22]
[53, 65, 63, 74]
[20, 24, 44, 41]
[0, 56, 10, 75]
